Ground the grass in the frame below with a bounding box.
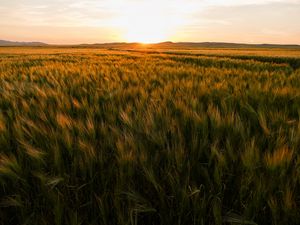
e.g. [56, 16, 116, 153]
[0, 46, 300, 225]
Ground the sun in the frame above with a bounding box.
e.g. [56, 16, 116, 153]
[111, 1, 184, 43]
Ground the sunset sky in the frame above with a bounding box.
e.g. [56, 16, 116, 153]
[0, 0, 299, 44]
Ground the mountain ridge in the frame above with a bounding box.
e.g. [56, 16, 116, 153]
[0, 40, 48, 46]
[1, 39, 300, 49]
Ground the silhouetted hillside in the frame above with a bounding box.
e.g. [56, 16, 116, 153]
[0, 40, 48, 46]
[77, 41, 300, 49]
[1, 40, 299, 49]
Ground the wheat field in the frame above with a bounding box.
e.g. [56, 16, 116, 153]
[1, 46, 300, 225]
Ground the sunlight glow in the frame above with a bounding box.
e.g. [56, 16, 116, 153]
[110, 1, 188, 43]
[119, 15, 174, 43]
[1, 0, 300, 44]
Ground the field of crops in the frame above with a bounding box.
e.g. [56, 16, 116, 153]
[1, 47, 300, 225]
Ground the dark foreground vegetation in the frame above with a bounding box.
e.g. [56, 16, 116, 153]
[1, 47, 300, 225]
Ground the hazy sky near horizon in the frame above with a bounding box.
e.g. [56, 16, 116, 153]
[0, 0, 300, 44]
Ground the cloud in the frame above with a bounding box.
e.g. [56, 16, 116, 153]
[176, 1, 300, 44]
[0, 0, 116, 27]
[199, 2, 300, 31]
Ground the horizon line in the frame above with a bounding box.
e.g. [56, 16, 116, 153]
[1, 39, 300, 47]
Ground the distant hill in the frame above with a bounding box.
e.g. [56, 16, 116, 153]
[1, 40, 299, 49]
[146, 41, 300, 49]
[0, 40, 48, 46]
[77, 41, 300, 50]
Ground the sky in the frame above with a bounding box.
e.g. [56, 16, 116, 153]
[0, 0, 299, 44]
